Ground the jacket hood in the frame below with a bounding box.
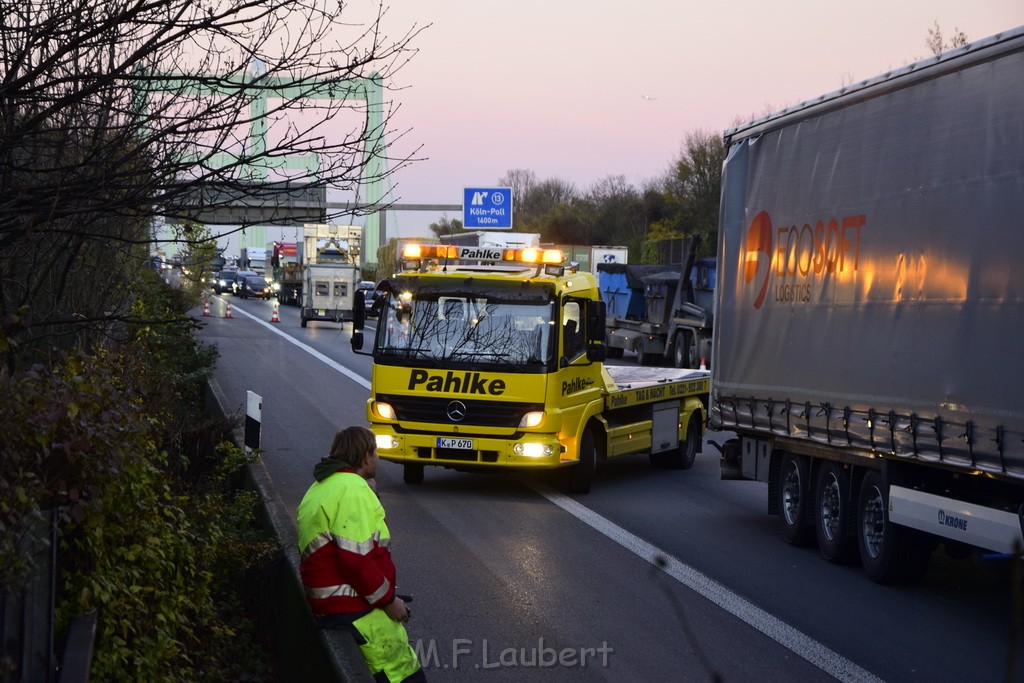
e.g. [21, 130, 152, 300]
[313, 457, 354, 482]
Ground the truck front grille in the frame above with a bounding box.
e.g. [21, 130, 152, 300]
[378, 394, 542, 429]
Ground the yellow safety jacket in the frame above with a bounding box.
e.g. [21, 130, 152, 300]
[297, 469, 395, 614]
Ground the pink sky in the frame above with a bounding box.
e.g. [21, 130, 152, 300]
[335, 1, 1023, 237]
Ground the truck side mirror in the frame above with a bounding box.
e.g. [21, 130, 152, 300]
[586, 343, 607, 363]
[352, 289, 366, 330]
[351, 331, 364, 352]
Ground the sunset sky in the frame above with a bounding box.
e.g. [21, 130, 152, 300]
[331, 1, 1023, 238]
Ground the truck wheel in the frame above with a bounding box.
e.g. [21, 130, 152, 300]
[564, 428, 596, 494]
[858, 470, 931, 584]
[403, 463, 424, 485]
[672, 332, 692, 369]
[607, 346, 624, 359]
[635, 342, 653, 366]
[815, 461, 857, 563]
[778, 452, 813, 546]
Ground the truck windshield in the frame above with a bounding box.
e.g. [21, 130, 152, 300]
[376, 293, 555, 369]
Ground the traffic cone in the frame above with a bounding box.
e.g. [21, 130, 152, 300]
[225, 301, 233, 319]
[270, 301, 280, 323]
[700, 357, 707, 371]
[202, 300, 211, 317]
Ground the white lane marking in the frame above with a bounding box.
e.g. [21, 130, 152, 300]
[222, 304, 880, 682]
[531, 484, 884, 683]
[220, 301, 370, 390]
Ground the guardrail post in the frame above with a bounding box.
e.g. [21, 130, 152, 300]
[245, 391, 262, 456]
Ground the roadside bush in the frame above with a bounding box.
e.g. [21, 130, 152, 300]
[0, 272, 276, 680]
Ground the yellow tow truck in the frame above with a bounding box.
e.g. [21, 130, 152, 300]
[351, 243, 709, 492]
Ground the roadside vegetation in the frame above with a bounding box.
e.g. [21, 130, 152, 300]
[1, 267, 279, 679]
[0, 1, 417, 678]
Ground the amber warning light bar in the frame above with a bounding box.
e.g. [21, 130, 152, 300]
[401, 243, 565, 265]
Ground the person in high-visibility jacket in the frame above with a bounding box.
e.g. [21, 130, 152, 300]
[297, 425, 426, 682]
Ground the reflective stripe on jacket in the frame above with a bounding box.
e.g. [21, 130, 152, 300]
[297, 470, 396, 615]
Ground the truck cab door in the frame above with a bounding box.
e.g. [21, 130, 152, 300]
[554, 297, 606, 450]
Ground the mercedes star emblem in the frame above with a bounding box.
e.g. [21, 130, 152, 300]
[446, 400, 467, 422]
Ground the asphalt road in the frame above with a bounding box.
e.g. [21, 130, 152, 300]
[196, 293, 1024, 682]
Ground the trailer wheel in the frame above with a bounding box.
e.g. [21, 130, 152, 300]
[564, 428, 596, 494]
[403, 463, 424, 485]
[857, 470, 930, 584]
[815, 462, 857, 563]
[778, 452, 813, 546]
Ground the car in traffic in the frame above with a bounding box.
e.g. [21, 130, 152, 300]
[231, 270, 259, 296]
[357, 280, 375, 308]
[362, 281, 386, 318]
[240, 275, 271, 299]
[211, 269, 237, 294]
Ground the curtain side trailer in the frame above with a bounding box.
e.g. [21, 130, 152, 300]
[712, 26, 1024, 583]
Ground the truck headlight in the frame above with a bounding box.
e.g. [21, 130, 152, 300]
[375, 402, 396, 420]
[514, 443, 554, 458]
[376, 435, 399, 450]
[519, 411, 545, 428]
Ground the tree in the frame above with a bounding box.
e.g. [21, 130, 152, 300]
[498, 168, 539, 224]
[584, 175, 646, 248]
[0, 0, 422, 372]
[537, 201, 590, 245]
[498, 169, 576, 232]
[926, 21, 969, 56]
[660, 129, 726, 255]
[428, 215, 463, 239]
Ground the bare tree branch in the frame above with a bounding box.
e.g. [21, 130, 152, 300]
[0, 0, 425, 370]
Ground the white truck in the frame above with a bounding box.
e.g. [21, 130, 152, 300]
[298, 225, 361, 328]
[713, 26, 1024, 583]
[239, 246, 268, 275]
[440, 230, 540, 250]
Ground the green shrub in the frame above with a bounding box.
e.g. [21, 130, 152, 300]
[0, 273, 276, 681]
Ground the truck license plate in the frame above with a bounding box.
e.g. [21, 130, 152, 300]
[436, 437, 473, 450]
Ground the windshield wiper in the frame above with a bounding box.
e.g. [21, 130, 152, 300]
[377, 346, 442, 365]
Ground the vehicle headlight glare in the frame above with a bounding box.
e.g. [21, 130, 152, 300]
[519, 411, 545, 428]
[375, 435, 399, 450]
[513, 442, 552, 458]
[375, 402, 396, 420]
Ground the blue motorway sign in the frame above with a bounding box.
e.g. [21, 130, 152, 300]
[463, 187, 513, 229]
